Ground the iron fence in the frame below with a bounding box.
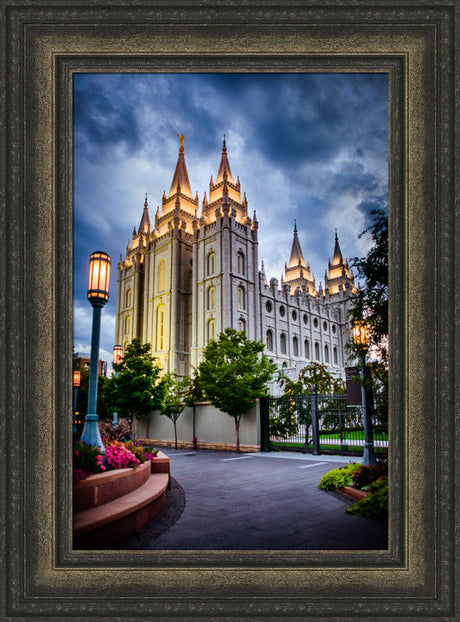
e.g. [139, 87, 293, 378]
[260, 394, 388, 456]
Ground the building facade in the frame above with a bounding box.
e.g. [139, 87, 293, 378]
[73, 354, 108, 377]
[115, 138, 358, 380]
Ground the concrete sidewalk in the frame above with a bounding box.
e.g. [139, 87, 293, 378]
[119, 449, 388, 551]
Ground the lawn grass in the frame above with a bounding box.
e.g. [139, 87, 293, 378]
[319, 430, 388, 442]
[270, 440, 388, 458]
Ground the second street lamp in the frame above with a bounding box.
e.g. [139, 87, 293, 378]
[112, 344, 123, 428]
[352, 321, 376, 466]
[80, 251, 111, 452]
[73, 370, 81, 434]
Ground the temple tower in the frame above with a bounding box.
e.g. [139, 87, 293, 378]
[190, 137, 260, 369]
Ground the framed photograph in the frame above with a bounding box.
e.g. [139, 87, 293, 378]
[1, 1, 457, 619]
[71, 71, 390, 552]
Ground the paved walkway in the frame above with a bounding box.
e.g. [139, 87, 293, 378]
[118, 449, 388, 551]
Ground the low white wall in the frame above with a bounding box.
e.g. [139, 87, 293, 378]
[139, 401, 261, 450]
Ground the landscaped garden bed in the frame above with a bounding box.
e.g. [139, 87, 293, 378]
[318, 462, 388, 518]
[73, 439, 159, 484]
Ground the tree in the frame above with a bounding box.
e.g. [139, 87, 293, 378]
[349, 208, 388, 357]
[197, 328, 276, 453]
[159, 372, 191, 449]
[110, 339, 165, 441]
[75, 367, 112, 422]
[278, 361, 346, 396]
[349, 209, 389, 425]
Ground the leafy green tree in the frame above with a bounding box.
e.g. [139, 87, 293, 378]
[75, 367, 112, 421]
[349, 208, 389, 426]
[278, 361, 346, 396]
[184, 367, 205, 405]
[349, 208, 388, 357]
[159, 372, 191, 449]
[198, 328, 276, 453]
[110, 339, 165, 441]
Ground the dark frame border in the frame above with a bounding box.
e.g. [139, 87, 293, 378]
[1, 2, 457, 620]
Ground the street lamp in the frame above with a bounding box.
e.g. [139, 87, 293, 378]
[73, 370, 81, 434]
[112, 344, 123, 428]
[80, 251, 111, 452]
[352, 321, 376, 466]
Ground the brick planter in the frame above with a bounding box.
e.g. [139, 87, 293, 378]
[336, 485, 368, 501]
[73, 452, 171, 549]
[73, 461, 152, 513]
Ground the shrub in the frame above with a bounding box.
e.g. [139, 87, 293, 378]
[99, 418, 132, 442]
[346, 476, 388, 518]
[123, 440, 158, 463]
[318, 463, 358, 490]
[141, 445, 159, 459]
[349, 463, 387, 490]
[73, 441, 105, 483]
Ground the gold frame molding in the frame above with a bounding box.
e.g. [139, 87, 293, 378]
[1, 2, 457, 619]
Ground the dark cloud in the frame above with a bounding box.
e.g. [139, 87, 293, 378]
[74, 75, 144, 158]
[73, 72, 388, 358]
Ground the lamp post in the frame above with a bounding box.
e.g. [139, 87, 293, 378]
[80, 251, 111, 452]
[73, 370, 81, 434]
[112, 344, 123, 429]
[352, 321, 376, 466]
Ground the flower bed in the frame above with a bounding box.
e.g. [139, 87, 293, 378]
[318, 462, 388, 519]
[73, 440, 159, 484]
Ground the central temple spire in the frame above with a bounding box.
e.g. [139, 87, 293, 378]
[168, 132, 192, 198]
[216, 135, 234, 185]
[288, 220, 307, 268]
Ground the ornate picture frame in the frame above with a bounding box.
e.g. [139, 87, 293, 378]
[1, 2, 457, 619]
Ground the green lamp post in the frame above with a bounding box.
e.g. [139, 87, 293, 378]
[112, 344, 123, 428]
[80, 251, 111, 452]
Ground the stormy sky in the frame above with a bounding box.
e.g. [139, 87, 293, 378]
[73, 72, 388, 370]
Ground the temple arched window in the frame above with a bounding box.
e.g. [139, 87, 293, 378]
[315, 342, 320, 361]
[324, 344, 329, 363]
[158, 259, 166, 292]
[280, 333, 287, 354]
[156, 305, 165, 350]
[238, 318, 246, 333]
[237, 286, 246, 310]
[266, 329, 274, 352]
[304, 339, 310, 359]
[237, 251, 245, 276]
[207, 318, 215, 342]
[207, 251, 215, 276]
[293, 336, 299, 357]
[333, 347, 338, 365]
[125, 288, 131, 308]
[207, 285, 215, 310]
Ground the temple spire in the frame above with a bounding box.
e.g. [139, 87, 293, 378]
[324, 230, 357, 295]
[138, 193, 151, 233]
[288, 221, 306, 269]
[216, 134, 234, 184]
[168, 132, 192, 198]
[332, 229, 344, 265]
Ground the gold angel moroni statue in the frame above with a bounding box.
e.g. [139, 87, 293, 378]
[174, 132, 185, 150]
